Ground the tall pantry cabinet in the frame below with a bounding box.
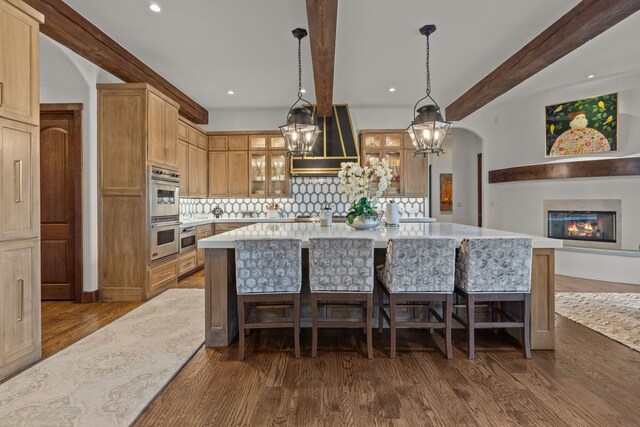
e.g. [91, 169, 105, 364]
[0, 0, 44, 381]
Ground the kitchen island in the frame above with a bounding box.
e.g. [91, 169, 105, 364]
[198, 222, 562, 350]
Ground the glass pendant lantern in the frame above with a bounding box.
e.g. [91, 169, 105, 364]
[279, 28, 320, 158]
[406, 25, 452, 156]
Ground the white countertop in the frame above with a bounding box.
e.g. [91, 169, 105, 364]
[198, 222, 563, 249]
[181, 216, 436, 227]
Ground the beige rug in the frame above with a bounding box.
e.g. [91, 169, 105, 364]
[555, 292, 640, 352]
[0, 289, 204, 427]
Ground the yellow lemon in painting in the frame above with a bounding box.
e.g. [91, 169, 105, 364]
[550, 124, 555, 135]
[598, 101, 605, 110]
[554, 105, 563, 113]
[603, 115, 613, 125]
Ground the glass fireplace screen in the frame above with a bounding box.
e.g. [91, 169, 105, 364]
[547, 210, 616, 243]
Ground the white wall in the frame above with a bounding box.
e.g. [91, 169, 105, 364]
[40, 35, 121, 293]
[459, 70, 640, 285]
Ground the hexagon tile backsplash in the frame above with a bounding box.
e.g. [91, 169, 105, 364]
[180, 176, 427, 218]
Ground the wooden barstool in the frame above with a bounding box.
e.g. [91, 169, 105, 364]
[235, 239, 302, 360]
[453, 238, 533, 360]
[309, 238, 375, 359]
[376, 238, 456, 359]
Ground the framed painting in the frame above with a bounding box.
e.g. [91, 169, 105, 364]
[440, 173, 452, 213]
[545, 93, 618, 158]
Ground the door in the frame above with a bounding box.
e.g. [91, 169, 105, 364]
[188, 144, 199, 196]
[208, 151, 227, 196]
[228, 151, 249, 196]
[0, 1, 40, 125]
[147, 91, 165, 165]
[198, 148, 207, 197]
[477, 153, 483, 227]
[0, 118, 38, 240]
[40, 105, 82, 301]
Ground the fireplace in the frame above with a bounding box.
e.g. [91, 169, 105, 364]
[543, 199, 622, 250]
[547, 211, 616, 243]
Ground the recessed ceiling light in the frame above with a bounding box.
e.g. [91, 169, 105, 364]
[149, 3, 161, 12]
[389, 87, 396, 92]
[227, 90, 234, 95]
[300, 88, 306, 93]
[587, 74, 595, 79]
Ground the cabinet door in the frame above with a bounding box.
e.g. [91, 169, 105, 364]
[228, 151, 249, 196]
[384, 151, 402, 196]
[362, 133, 382, 149]
[188, 127, 199, 148]
[197, 131, 207, 149]
[269, 135, 286, 150]
[0, 2, 40, 125]
[177, 140, 189, 195]
[164, 103, 178, 168]
[384, 133, 403, 149]
[228, 135, 248, 151]
[187, 144, 199, 197]
[198, 148, 207, 197]
[403, 150, 427, 196]
[249, 135, 268, 150]
[269, 151, 288, 197]
[1, 119, 38, 240]
[208, 151, 227, 196]
[208, 136, 227, 151]
[249, 152, 267, 196]
[147, 91, 166, 165]
[177, 119, 189, 141]
[1, 239, 40, 367]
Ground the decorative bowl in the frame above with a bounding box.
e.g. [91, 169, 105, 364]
[346, 214, 381, 230]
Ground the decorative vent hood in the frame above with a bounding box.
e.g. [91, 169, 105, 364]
[290, 104, 359, 176]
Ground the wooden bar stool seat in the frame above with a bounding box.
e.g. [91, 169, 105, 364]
[376, 238, 456, 359]
[309, 238, 375, 359]
[453, 238, 533, 360]
[235, 239, 302, 360]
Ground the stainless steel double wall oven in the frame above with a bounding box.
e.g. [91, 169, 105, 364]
[149, 166, 180, 262]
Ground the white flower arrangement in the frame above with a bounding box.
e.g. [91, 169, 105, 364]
[338, 158, 393, 223]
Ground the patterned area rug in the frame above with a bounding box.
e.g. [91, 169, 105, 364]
[555, 292, 640, 352]
[0, 289, 204, 426]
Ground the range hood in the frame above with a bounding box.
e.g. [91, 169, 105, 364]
[290, 104, 359, 176]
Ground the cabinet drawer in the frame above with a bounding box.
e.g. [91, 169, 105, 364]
[196, 224, 213, 237]
[148, 258, 177, 293]
[214, 223, 251, 234]
[178, 251, 197, 275]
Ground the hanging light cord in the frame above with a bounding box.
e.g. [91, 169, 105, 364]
[413, 33, 440, 118]
[287, 33, 313, 115]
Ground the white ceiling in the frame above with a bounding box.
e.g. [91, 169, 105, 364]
[63, 0, 616, 112]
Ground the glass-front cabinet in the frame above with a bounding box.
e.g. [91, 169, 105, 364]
[359, 130, 427, 197]
[269, 152, 288, 196]
[249, 152, 267, 196]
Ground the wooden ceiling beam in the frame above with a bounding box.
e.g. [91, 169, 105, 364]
[24, 0, 209, 124]
[306, 0, 338, 117]
[445, 0, 640, 122]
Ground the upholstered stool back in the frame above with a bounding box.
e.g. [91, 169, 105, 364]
[235, 239, 302, 295]
[455, 238, 532, 293]
[309, 238, 374, 293]
[380, 238, 456, 293]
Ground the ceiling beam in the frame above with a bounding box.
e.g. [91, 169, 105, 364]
[306, 0, 338, 117]
[24, 0, 209, 124]
[445, 0, 640, 122]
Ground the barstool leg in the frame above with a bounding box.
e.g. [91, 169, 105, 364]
[523, 293, 532, 359]
[378, 286, 385, 333]
[445, 294, 453, 360]
[467, 294, 475, 360]
[366, 293, 373, 359]
[390, 294, 397, 359]
[311, 293, 319, 358]
[294, 294, 301, 358]
[238, 295, 245, 361]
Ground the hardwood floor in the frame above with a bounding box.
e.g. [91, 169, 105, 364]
[39, 272, 640, 426]
[556, 275, 640, 293]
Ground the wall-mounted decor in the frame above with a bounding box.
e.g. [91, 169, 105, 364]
[440, 173, 452, 212]
[545, 93, 617, 158]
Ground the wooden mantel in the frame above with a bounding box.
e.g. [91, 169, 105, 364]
[489, 157, 640, 184]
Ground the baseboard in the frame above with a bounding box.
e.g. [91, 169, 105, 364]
[81, 289, 100, 303]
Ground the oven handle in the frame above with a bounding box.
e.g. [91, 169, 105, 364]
[151, 221, 180, 229]
[181, 227, 196, 233]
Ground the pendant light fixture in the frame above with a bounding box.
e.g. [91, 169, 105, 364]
[406, 25, 451, 156]
[279, 28, 320, 158]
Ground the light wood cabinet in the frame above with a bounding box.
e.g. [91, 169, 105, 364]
[208, 151, 227, 196]
[228, 151, 249, 196]
[188, 144, 199, 197]
[177, 140, 189, 195]
[177, 119, 188, 141]
[198, 148, 207, 197]
[147, 91, 178, 167]
[98, 83, 180, 302]
[360, 130, 427, 197]
[228, 135, 248, 151]
[0, 0, 41, 126]
[196, 224, 212, 266]
[0, 238, 40, 380]
[209, 136, 227, 151]
[0, 118, 39, 240]
[249, 150, 289, 197]
[178, 250, 197, 275]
